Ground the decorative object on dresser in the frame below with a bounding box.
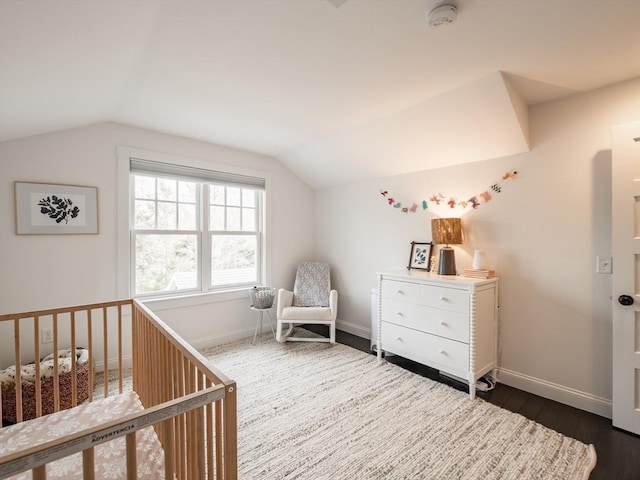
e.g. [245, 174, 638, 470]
[376, 270, 498, 399]
[431, 217, 463, 275]
[472, 249, 487, 269]
[462, 268, 496, 279]
[407, 241, 433, 271]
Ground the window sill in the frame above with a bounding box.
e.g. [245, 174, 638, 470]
[138, 288, 251, 312]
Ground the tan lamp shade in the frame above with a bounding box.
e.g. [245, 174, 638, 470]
[431, 217, 463, 246]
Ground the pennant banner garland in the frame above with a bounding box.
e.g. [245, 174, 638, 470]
[381, 169, 518, 213]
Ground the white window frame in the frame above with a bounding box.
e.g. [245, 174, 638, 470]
[117, 146, 271, 307]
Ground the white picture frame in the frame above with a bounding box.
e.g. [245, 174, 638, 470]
[15, 181, 99, 235]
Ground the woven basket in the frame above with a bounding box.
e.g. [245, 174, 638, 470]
[1, 360, 93, 424]
[250, 286, 276, 309]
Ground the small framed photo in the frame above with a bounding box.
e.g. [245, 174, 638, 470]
[15, 182, 99, 235]
[407, 241, 433, 271]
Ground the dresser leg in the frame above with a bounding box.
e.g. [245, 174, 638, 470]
[469, 381, 476, 400]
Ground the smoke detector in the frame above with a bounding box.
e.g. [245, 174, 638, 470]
[427, 3, 458, 28]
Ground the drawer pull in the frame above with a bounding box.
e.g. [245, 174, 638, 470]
[396, 311, 404, 317]
[439, 349, 446, 355]
[396, 289, 404, 295]
[440, 296, 448, 302]
[396, 336, 403, 341]
[439, 321, 448, 327]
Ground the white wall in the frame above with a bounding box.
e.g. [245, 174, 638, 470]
[0, 122, 315, 353]
[316, 77, 640, 417]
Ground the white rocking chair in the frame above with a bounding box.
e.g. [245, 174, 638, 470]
[276, 262, 338, 344]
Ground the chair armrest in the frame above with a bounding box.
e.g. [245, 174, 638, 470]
[277, 288, 293, 318]
[329, 290, 338, 320]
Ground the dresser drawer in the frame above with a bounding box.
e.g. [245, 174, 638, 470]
[381, 322, 469, 378]
[382, 299, 469, 343]
[381, 279, 420, 302]
[420, 284, 470, 313]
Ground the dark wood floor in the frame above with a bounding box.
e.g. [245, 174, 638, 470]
[307, 326, 640, 480]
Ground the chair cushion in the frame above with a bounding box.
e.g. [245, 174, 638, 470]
[280, 306, 334, 320]
[293, 262, 331, 307]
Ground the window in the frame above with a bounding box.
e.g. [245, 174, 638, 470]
[130, 159, 264, 298]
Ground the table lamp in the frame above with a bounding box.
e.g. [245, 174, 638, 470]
[431, 217, 463, 275]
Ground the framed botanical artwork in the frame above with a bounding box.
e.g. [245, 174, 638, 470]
[15, 182, 99, 234]
[407, 241, 433, 271]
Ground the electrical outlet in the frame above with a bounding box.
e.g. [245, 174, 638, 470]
[596, 256, 612, 274]
[41, 328, 53, 344]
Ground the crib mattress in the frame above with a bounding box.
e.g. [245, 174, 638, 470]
[0, 391, 166, 479]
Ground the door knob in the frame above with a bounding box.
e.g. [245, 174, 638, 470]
[618, 295, 634, 306]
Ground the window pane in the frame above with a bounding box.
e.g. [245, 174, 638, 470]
[135, 234, 198, 294]
[157, 202, 177, 229]
[157, 178, 177, 201]
[135, 175, 156, 200]
[178, 203, 196, 230]
[210, 185, 225, 205]
[135, 200, 155, 229]
[227, 187, 241, 206]
[242, 208, 255, 231]
[227, 207, 241, 230]
[178, 181, 196, 203]
[242, 189, 255, 207]
[210, 206, 225, 230]
[211, 235, 257, 286]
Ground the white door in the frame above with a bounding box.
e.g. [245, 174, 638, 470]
[612, 121, 640, 434]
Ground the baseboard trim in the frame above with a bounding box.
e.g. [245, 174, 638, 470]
[188, 327, 257, 351]
[336, 319, 371, 339]
[498, 367, 612, 419]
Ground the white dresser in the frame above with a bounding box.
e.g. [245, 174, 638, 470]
[377, 271, 498, 399]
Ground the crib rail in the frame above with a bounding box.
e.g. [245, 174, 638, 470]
[0, 299, 238, 479]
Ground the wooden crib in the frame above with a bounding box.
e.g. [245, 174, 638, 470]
[0, 299, 237, 479]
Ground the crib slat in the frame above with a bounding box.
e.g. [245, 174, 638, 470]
[102, 307, 108, 399]
[197, 373, 205, 478]
[206, 378, 214, 480]
[215, 399, 223, 480]
[34, 316, 42, 419]
[87, 309, 94, 402]
[118, 304, 123, 394]
[71, 311, 77, 407]
[14, 318, 22, 423]
[178, 355, 186, 479]
[52, 313, 60, 412]
[82, 447, 95, 480]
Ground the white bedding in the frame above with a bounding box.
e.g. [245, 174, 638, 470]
[0, 391, 167, 479]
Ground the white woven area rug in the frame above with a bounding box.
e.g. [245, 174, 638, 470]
[201, 331, 596, 480]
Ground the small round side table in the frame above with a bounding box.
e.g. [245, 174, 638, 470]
[251, 306, 275, 344]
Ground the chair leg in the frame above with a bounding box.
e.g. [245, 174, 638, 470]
[330, 323, 336, 344]
[276, 319, 283, 342]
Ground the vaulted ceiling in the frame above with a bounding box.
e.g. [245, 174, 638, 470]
[1, 0, 639, 188]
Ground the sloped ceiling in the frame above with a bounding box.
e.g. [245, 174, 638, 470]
[0, 0, 639, 188]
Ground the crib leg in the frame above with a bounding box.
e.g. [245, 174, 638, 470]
[82, 448, 95, 480]
[126, 432, 137, 480]
[164, 418, 175, 479]
[32, 466, 46, 480]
